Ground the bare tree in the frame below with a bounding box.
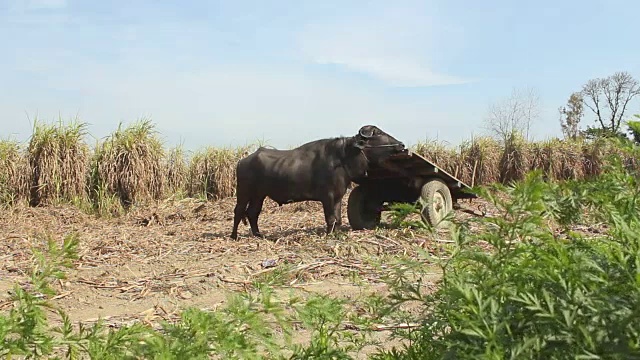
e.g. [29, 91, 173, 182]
[581, 71, 640, 133]
[484, 87, 540, 142]
[558, 92, 584, 140]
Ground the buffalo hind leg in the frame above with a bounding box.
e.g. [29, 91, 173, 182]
[231, 194, 250, 240]
[247, 196, 266, 238]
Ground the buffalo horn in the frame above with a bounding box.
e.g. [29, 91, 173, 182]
[359, 127, 374, 138]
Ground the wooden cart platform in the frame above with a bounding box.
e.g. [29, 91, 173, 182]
[347, 148, 478, 230]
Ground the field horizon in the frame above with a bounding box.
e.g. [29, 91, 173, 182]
[1, 117, 634, 217]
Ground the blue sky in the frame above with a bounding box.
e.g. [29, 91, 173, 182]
[1, 0, 639, 150]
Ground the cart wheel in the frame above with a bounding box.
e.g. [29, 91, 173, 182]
[347, 186, 382, 230]
[420, 179, 453, 228]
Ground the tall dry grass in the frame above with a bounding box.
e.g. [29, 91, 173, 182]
[187, 146, 250, 200]
[90, 119, 164, 209]
[411, 134, 627, 187]
[529, 139, 585, 181]
[498, 134, 533, 184]
[2, 116, 639, 212]
[0, 139, 29, 206]
[581, 138, 617, 178]
[458, 136, 502, 186]
[163, 144, 188, 197]
[412, 139, 459, 176]
[26, 119, 90, 206]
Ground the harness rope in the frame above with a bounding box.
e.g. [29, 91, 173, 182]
[347, 135, 404, 178]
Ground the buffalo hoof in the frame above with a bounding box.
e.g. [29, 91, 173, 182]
[230, 233, 238, 240]
[253, 232, 265, 238]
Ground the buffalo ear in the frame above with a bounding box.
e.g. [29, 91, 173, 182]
[354, 138, 366, 149]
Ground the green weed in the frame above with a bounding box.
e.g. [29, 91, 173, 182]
[371, 143, 640, 359]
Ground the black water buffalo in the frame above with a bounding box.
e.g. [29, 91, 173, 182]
[230, 125, 405, 239]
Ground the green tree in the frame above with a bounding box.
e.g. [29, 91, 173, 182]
[626, 114, 640, 144]
[558, 91, 584, 139]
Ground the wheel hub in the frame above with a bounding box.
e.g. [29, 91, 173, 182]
[433, 192, 446, 219]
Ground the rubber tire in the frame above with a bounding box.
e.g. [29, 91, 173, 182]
[347, 186, 382, 230]
[420, 178, 453, 228]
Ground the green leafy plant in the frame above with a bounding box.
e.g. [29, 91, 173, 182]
[626, 115, 640, 144]
[0, 233, 79, 359]
[371, 145, 640, 359]
[387, 202, 432, 230]
[287, 294, 374, 360]
[1, 241, 374, 359]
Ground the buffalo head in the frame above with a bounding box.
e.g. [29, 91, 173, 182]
[352, 125, 405, 163]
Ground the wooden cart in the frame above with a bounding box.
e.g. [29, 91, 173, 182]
[348, 148, 478, 230]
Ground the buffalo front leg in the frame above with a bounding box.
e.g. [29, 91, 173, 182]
[247, 196, 266, 238]
[333, 200, 343, 228]
[322, 200, 338, 235]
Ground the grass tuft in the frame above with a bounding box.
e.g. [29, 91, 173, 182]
[163, 144, 188, 198]
[412, 139, 459, 176]
[90, 118, 165, 210]
[26, 117, 90, 207]
[0, 138, 29, 206]
[499, 133, 532, 184]
[459, 136, 502, 186]
[187, 145, 251, 200]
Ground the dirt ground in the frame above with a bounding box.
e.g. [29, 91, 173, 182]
[0, 190, 488, 357]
